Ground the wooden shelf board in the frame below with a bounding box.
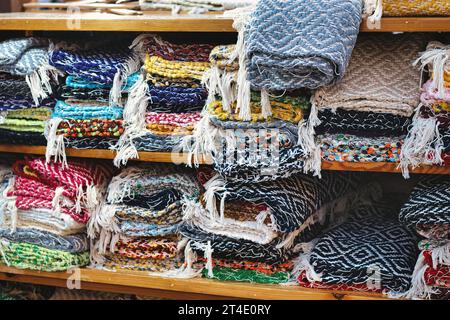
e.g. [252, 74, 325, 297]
[0, 265, 387, 300]
[0, 12, 449, 32]
[0, 144, 448, 174]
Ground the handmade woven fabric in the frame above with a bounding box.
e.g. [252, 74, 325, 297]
[0, 95, 54, 112]
[316, 109, 411, 137]
[64, 137, 118, 150]
[0, 129, 46, 146]
[0, 119, 46, 133]
[135, 133, 184, 151]
[194, 171, 358, 234]
[0, 73, 32, 98]
[319, 134, 403, 163]
[7, 157, 113, 224]
[0, 240, 89, 271]
[57, 119, 124, 138]
[399, 177, 450, 237]
[198, 256, 293, 275]
[181, 223, 291, 264]
[102, 255, 182, 272]
[0, 208, 86, 236]
[209, 45, 238, 71]
[115, 237, 178, 260]
[202, 266, 290, 284]
[145, 112, 200, 136]
[244, 0, 362, 90]
[208, 97, 307, 123]
[52, 101, 123, 120]
[0, 38, 49, 76]
[314, 33, 427, 118]
[140, 34, 213, 62]
[0, 228, 88, 253]
[405, 242, 450, 299]
[57, 85, 110, 102]
[6, 107, 52, 121]
[295, 202, 418, 294]
[49, 45, 137, 85]
[147, 85, 207, 110]
[383, 0, 450, 16]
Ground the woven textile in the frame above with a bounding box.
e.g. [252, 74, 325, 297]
[49, 45, 137, 85]
[147, 85, 207, 111]
[145, 112, 200, 136]
[0, 129, 46, 146]
[52, 101, 123, 120]
[6, 107, 52, 121]
[202, 266, 289, 284]
[0, 119, 45, 133]
[399, 177, 450, 237]
[316, 109, 411, 137]
[145, 55, 210, 83]
[296, 202, 418, 294]
[141, 34, 213, 62]
[0, 73, 32, 98]
[0, 240, 89, 271]
[8, 158, 113, 224]
[383, 0, 450, 16]
[0, 38, 49, 76]
[0, 228, 88, 253]
[245, 0, 362, 90]
[135, 132, 184, 151]
[0, 95, 54, 112]
[57, 119, 124, 138]
[202, 171, 358, 234]
[314, 33, 427, 118]
[64, 137, 118, 150]
[319, 134, 403, 163]
[181, 223, 290, 264]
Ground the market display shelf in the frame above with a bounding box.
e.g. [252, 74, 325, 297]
[0, 144, 448, 174]
[0, 12, 449, 33]
[0, 265, 387, 300]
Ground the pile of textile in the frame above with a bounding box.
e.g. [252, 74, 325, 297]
[186, 0, 362, 179]
[0, 157, 113, 271]
[401, 41, 450, 175]
[180, 170, 370, 284]
[114, 35, 211, 166]
[294, 199, 418, 295]
[90, 164, 201, 274]
[139, 0, 256, 14]
[399, 176, 450, 299]
[46, 39, 140, 162]
[0, 38, 59, 146]
[314, 33, 428, 167]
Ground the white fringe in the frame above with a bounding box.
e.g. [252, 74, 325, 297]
[299, 97, 322, 177]
[44, 118, 67, 167]
[25, 64, 62, 106]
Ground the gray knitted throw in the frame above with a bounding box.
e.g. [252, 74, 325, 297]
[245, 0, 362, 90]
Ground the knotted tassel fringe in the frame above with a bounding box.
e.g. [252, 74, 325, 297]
[45, 118, 67, 167]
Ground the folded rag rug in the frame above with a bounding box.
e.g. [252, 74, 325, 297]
[0, 240, 89, 271]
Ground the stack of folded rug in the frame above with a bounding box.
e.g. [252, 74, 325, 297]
[186, 0, 362, 178]
[294, 200, 418, 295]
[0, 38, 59, 146]
[0, 157, 113, 271]
[180, 171, 368, 284]
[314, 33, 428, 167]
[399, 176, 450, 299]
[114, 35, 211, 166]
[46, 39, 141, 162]
[401, 41, 450, 175]
[90, 163, 201, 274]
[186, 43, 312, 182]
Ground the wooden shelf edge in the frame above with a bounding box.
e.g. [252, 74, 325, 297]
[0, 144, 448, 174]
[0, 265, 387, 300]
[0, 13, 449, 32]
